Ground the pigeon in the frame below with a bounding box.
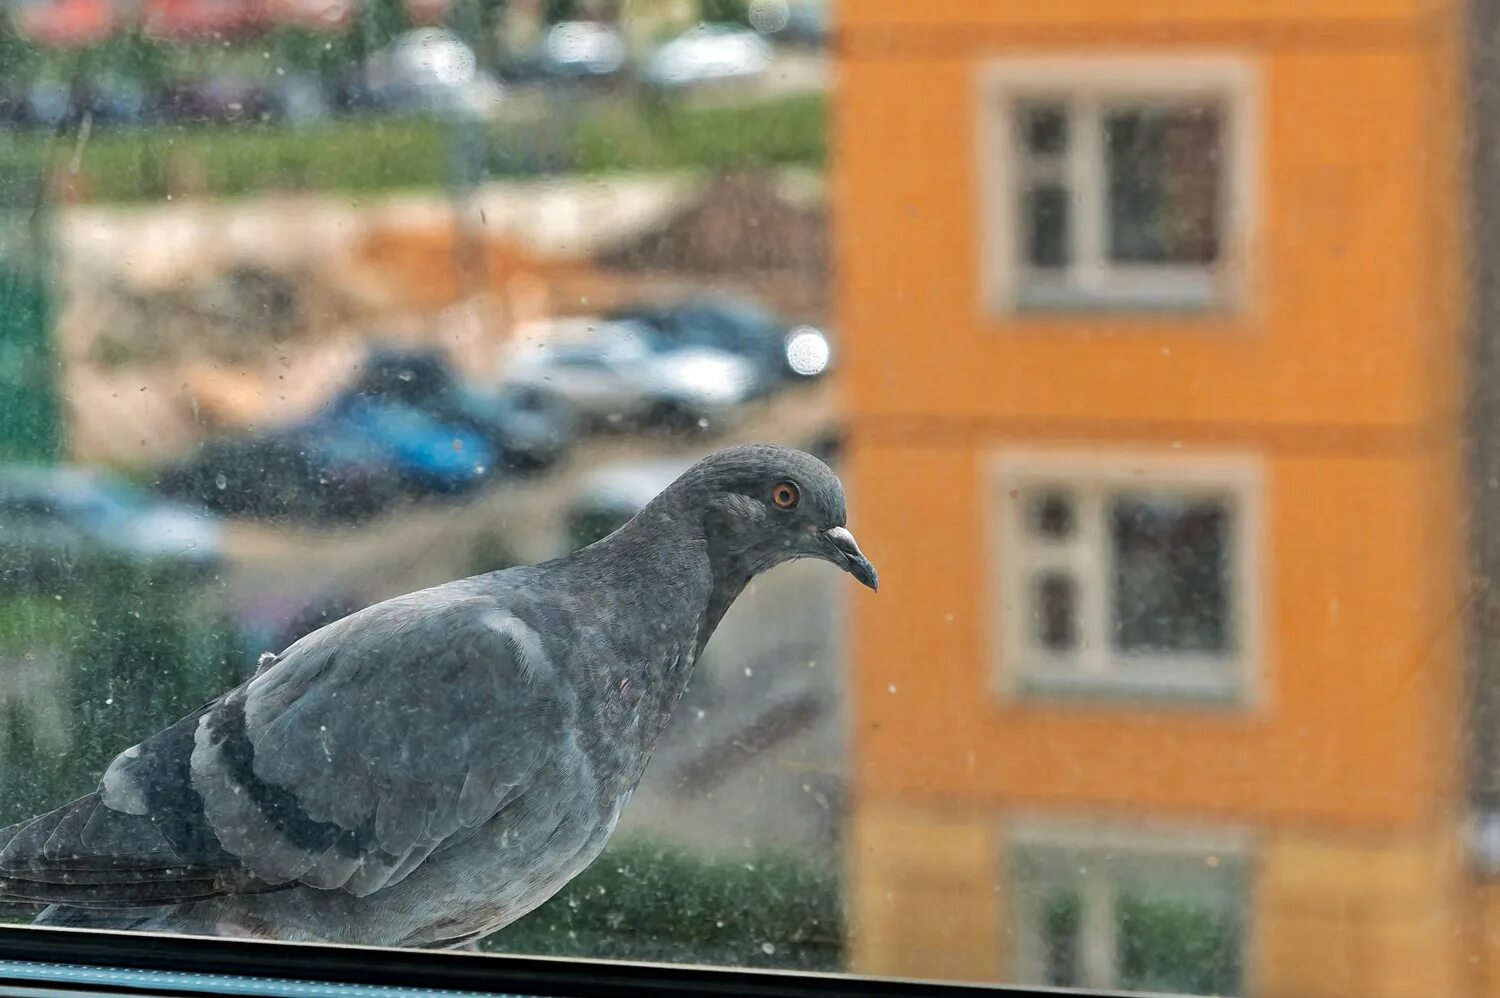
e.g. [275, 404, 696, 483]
[0, 444, 877, 948]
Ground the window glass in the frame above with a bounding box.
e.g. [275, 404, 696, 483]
[987, 59, 1248, 311]
[1104, 104, 1222, 265]
[1109, 494, 1229, 655]
[0, 3, 1491, 998]
[1012, 837, 1245, 995]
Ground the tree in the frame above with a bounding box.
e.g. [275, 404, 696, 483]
[699, 0, 750, 25]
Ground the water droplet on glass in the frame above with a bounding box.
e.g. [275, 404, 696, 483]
[761, 942, 776, 955]
[214, 473, 227, 490]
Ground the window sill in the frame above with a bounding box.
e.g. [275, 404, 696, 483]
[1010, 282, 1225, 315]
[1010, 669, 1246, 708]
[0, 924, 1114, 998]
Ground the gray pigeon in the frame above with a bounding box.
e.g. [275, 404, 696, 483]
[0, 444, 876, 948]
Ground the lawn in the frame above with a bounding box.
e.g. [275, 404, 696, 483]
[4, 93, 826, 203]
[485, 835, 844, 970]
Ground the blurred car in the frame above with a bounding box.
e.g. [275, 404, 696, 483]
[348, 347, 575, 471]
[643, 23, 774, 88]
[264, 73, 329, 126]
[324, 396, 494, 496]
[20, 79, 74, 129]
[156, 427, 402, 523]
[606, 298, 832, 388]
[502, 319, 761, 433]
[364, 28, 504, 120]
[563, 457, 697, 551]
[85, 72, 153, 128]
[524, 21, 629, 81]
[750, 0, 830, 46]
[156, 74, 278, 125]
[0, 466, 222, 584]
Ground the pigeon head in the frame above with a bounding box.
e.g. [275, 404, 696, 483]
[657, 444, 879, 591]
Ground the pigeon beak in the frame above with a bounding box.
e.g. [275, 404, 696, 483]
[824, 526, 879, 591]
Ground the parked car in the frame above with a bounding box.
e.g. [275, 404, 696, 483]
[156, 426, 403, 523]
[160, 347, 567, 524]
[323, 396, 494, 496]
[504, 21, 628, 82]
[643, 23, 774, 88]
[606, 298, 832, 388]
[156, 74, 276, 125]
[348, 347, 575, 471]
[751, 0, 830, 46]
[364, 28, 504, 120]
[501, 319, 761, 433]
[0, 466, 222, 584]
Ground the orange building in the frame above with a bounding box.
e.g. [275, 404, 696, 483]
[834, 2, 1481, 995]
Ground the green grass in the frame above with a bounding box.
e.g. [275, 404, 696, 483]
[484, 836, 844, 970]
[8, 117, 448, 202]
[3, 93, 826, 204]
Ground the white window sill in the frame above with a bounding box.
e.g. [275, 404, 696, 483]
[1012, 279, 1224, 314]
[1012, 667, 1246, 706]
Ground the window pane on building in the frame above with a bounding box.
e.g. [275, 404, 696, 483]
[1034, 571, 1079, 651]
[1115, 887, 1242, 995]
[1105, 105, 1223, 265]
[1022, 183, 1071, 269]
[1109, 494, 1231, 654]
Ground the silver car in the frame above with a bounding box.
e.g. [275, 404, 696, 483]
[644, 24, 775, 88]
[365, 28, 505, 120]
[0, 466, 223, 584]
[500, 319, 761, 433]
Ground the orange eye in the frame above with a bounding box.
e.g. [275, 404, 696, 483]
[771, 482, 800, 509]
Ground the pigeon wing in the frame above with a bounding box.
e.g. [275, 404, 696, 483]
[0, 591, 572, 907]
[192, 593, 573, 897]
[0, 700, 269, 908]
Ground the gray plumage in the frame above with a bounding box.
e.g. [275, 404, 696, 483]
[0, 444, 877, 947]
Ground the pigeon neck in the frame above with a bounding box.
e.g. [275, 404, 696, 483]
[603, 499, 760, 664]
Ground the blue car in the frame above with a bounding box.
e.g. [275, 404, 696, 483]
[322, 397, 496, 496]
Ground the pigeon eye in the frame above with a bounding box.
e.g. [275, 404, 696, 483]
[771, 482, 800, 510]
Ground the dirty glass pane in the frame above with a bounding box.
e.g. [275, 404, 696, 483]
[1013, 844, 1244, 994]
[1109, 495, 1229, 655]
[1032, 571, 1078, 652]
[1022, 183, 1070, 269]
[1018, 101, 1068, 157]
[0, 0, 842, 973]
[1115, 889, 1242, 996]
[2, 2, 1495, 997]
[1027, 489, 1076, 540]
[1105, 104, 1222, 265]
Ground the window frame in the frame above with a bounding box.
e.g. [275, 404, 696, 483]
[977, 54, 1260, 315]
[987, 450, 1263, 705]
[0, 923, 1143, 998]
[1005, 821, 1253, 995]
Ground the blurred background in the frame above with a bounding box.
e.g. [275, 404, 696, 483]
[0, 0, 1495, 995]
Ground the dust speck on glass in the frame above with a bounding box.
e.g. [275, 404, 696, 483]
[0, 1, 1489, 996]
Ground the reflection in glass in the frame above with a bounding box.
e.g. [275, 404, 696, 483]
[1105, 104, 1222, 265]
[1110, 495, 1230, 656]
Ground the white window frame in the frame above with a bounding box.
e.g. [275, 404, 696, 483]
[988, 450, 1262, 703]
[977, 54, 1259, 314]
[1007, 821, 1252, 994]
